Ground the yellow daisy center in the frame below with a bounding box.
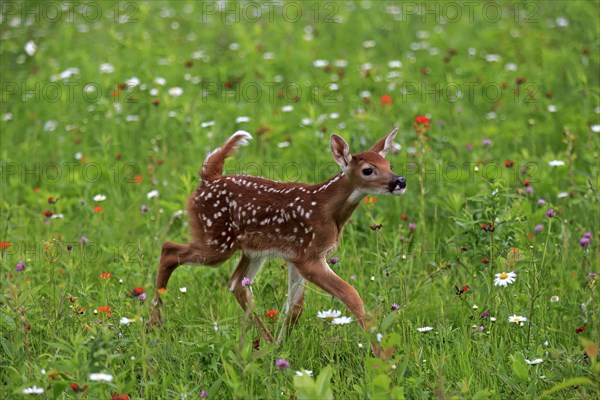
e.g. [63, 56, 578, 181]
[499, 272, 509, 279]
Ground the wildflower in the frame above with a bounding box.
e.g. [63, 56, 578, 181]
[16, 260, 25, 272]
[241, 277, 252, 287]
[93, 194, 107, 202]
[525, 358, 543, 365]
[330, 257, 340, 264]
[100, 272, 112, 279]
[494, 271, 517, 287]
[583, 232, 592, 239]
[48, 196, 58, 204]
[119, 317, 133, 325]
[390, 303, 400, 311]
[401, 213, 408, 221]
[111, 395, 129, 400]
[548, 160, 565, 167]
[147, 190, 159, 199]
[97, 306, 112, 316]
[22, 386, 44, 394]
[376, 333, 383, 342]
[93, 206, 103, 214]
[24, 40, 37, 56]
[70, 383, 87, 392]
[89, 372, 114, 382]
[508, 315, 527, 325]
[545, 209, 556, 218]
[370, 224, 382, 231]
[138, 293, 147, 301]
[179, 287, 187, 293]
[413, 115, 430, 134]
[317, 309, 342, 321]
[482, 138, 492, 146]
[537, 198, 546, 205]
[168, 87, 183, 97]
[380, 94, 393, 105]
[550, 296, 560, 303]
[481, 310, 490, 319]
[295, 369, 313, 376]
[140, 204, 149, 213]
[363, 196, 376, 204]
[275, 358, 290, 370]
[199, 389, 209, 398]
[408, 223, 417, 232]
[128, 287, 144, 297]
[575, 325, 585, 334]
[466, 143, 474, 151]
[332, 316, 352, 325]
[580, 237, 591, 247]
[481, 258, 489, 264]
[504, 160, 515, 168]
[417, 326, 434, 333]
[79, 236, 89, 244]
[534, 224, 544, 233]
[43, 210, 53, 218]
[0, 241, 11, 250]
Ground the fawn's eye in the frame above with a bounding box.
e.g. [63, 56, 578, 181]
[362, 168, 373, 176]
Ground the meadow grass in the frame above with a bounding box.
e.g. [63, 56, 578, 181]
[1, 1, 599, 398]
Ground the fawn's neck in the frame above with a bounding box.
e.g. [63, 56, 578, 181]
[314, 173, 364, 231]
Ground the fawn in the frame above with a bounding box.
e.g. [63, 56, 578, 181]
[149, 128, 406, 345]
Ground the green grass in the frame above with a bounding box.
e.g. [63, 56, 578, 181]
[1, 1, 599, 398]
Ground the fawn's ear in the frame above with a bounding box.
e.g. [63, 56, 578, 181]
[330, 134, 353, 172]
[369, 128, 398, 158]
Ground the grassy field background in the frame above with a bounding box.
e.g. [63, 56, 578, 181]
[1, 1, 599, 398]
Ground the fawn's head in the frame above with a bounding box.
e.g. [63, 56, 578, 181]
[330, 128, 406, 197]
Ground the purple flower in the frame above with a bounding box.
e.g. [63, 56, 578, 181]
[15, 260, 25, 272]
[545, 209, 556, 218]
[481, 310, 490, 319]
[466, 143, 474, 151]
[524, 186, 534, 194]
[588, 272, 598, 279]
[408, 223, 417, 232]
[140, 204, 149, 213]
[537, 198, 546, 205]
[199, 389, 209, 398]
[534, 224, 544, 233]
[583, 232, 592, 239]
[580, 237, 591, 247]
[482, 139, 492, 147]
[138, 292, 147, 301]
[275, 358, 290, 370]
[79, 236, 89, 244]
[241, 277, 252, 287]
[390, 303, 400, 311]
[330, 257, 340, 264]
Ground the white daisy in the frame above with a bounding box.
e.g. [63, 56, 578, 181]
[317, 309, 341, 321]
[332, 316, 352, 325]
[281, 105, 294, 112]
[235, 116, 250, 123]
[525, 358, 543, 365]
[494, 271, 517, 287]
[591, 124, 600, 133]
[119, 317, 133, 325]
[179, 287, 187, 293]
[168, 87, 183, 97]
[548, 160, 565, 167]
[557, 192, 569, 198]
[22, 385, 44, 394]
[550, 296, 560, 303]
[376, 333, 383, 342]
[99, 63, 114, 74]
[295, 369, 313, 376]
[89, 372, 113, 382]
[508, 315, 528, 325]
[93, 194, 107, 202]
[147, 190, 159, 199]
[417, 326, 434, 333]
[24, 40, 37, 56]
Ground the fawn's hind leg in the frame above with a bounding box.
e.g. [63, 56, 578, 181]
[149, 241, 226, 326]
[228, 253, 273, 342]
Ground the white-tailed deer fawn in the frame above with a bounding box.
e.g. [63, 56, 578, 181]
[149, 128, 406, 345]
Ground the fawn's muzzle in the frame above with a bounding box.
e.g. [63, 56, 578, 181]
[389, 176, 407, 194]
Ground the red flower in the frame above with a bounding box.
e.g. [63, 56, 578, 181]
[576, 325, 585, 334]
[401, 214, 409, 221]
[266, 309, 278, 319]
[363, 196, 376, 204]
[93, 206, 103, 214]
[380, 94, 393, 105]
[0, 241, 12, 250]
[97, 305, 112, 316]
[100, 272, 112, 279]
[370, 224, 383, 231]
[504, 160, 515, 168]
[112, 395, 130, 400]
[133, 175, 143, 183]
[481, 258, 489, 264]
[413, 115, 430, 134]
[44, 210, 54, 217]
[48, 196, 58, 204]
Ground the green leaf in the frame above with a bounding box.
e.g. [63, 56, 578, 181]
[381, 332, 401, 349]
[52, 382, 68, 399]
[315, 365, 334, 399]
[510, 352, 528, 383]
[366, 357, 387, 372]
[390, 386, 406, 399]
[373, 373, 391, 389]
[539, 377, 594, 398]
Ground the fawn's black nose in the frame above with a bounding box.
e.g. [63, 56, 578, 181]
[396, 176, 406, 189]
